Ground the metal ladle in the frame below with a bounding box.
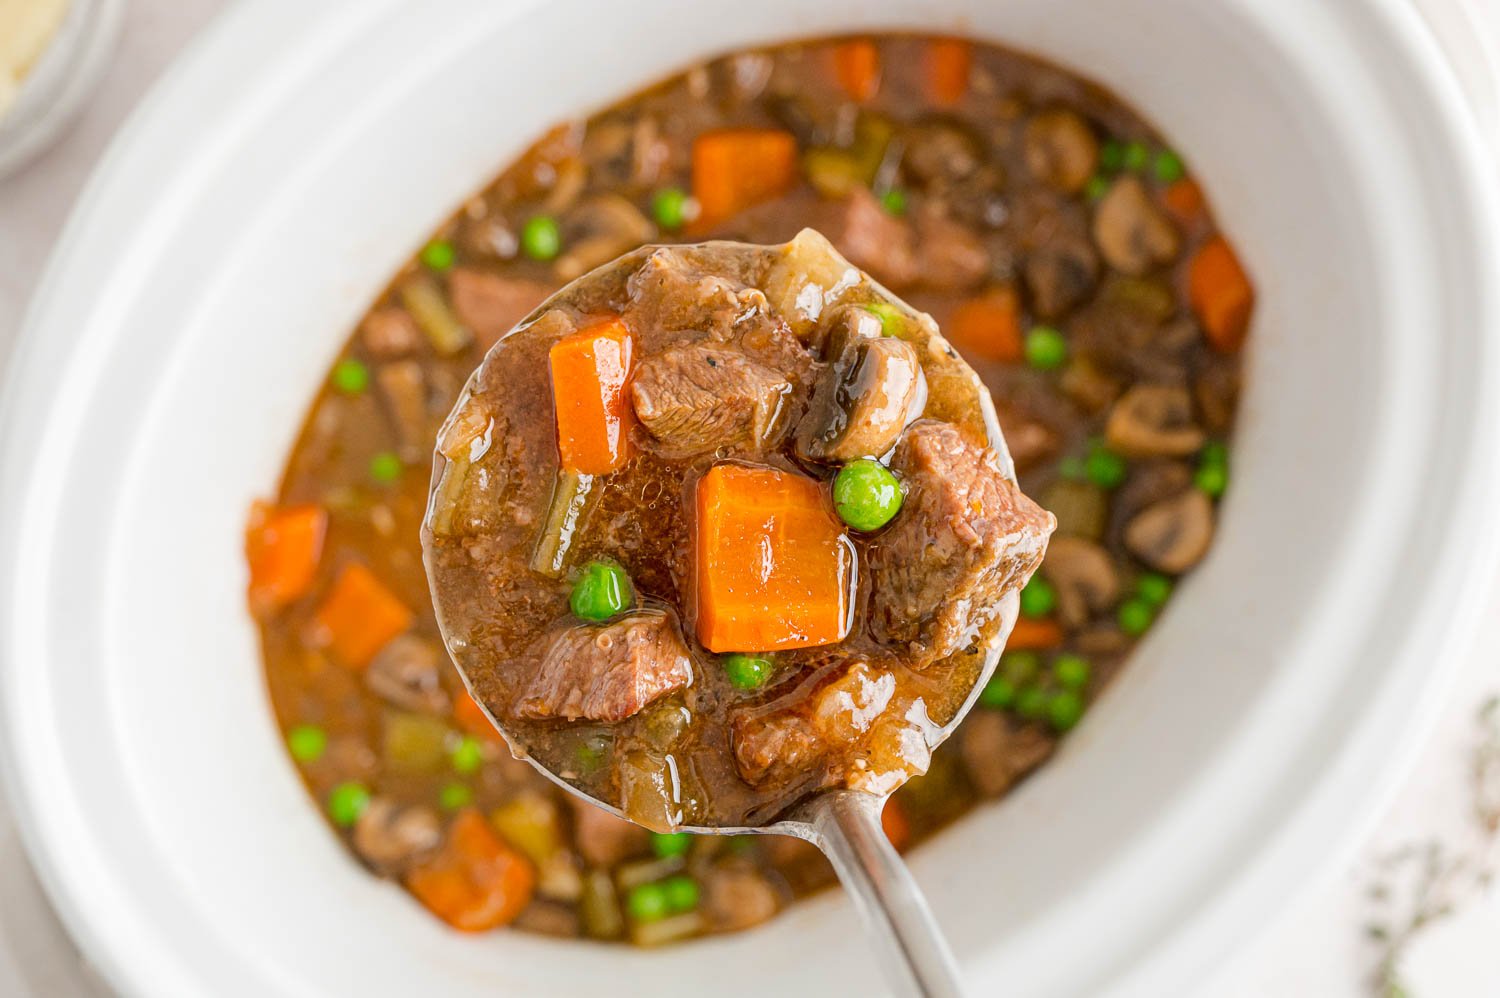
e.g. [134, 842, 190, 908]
[423, 237, 1035, 998]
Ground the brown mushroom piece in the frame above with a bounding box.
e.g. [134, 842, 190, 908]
[1023, 108, 1099, 195]
[554, 194, 655, 281]
[796, 335, 925, 463]
[352, 798, 443, 876]
[1041, 479, 1108, 541]
[1093, 176, 1180, 276]
[1040, 536, 1120, 628]
[902, 118, 984, 188]
[702, 861, 785, 932]
[365, 634, 450, 715]
[959, 710, 1054, 799]
[1104, 384, 1206, 458]
[1124, 488, 1215, 573]
[374, 360, 430, 463]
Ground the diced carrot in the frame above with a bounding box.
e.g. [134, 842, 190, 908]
[312, 563, 413, 669]
[245, 501, 327, 613]
[1006, 616, 1064, 651]
[549, 317, 636, 476]
[695, 464, 852, 652]
[927, 38, 972, 106]
[1189, 236, 1254, 353]
[1161, 178, 1204, 227]
[691, 129, 798, 228]
[947, 287, 1023, 363]
[405, 809, 536, 932]
[881, 797, 911, 852]
[454, 689, 503, 742]
[833, 39, 881, 102]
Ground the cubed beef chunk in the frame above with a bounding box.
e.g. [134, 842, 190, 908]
[449, 268, 553, 349]
[731, 660, 896, 786]
[818, 188, 920, 289]
[869, 421, 1055, 662]
[631, 345, 792, 457]
[569, 796, 650, 867]
[959, 711, 1054, 798]
[375, 360, 430, 462]
[514, 612, 694, 723]
[797, 335, 924, 463]
[361, 307, 423, 360]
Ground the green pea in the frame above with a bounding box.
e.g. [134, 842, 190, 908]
[1000, 650, 1041, 685]
[863, 302, 905, 338]
[723, 653, 774, 691]
[287, 724, 327, 763]
[651, 832, 692, 858]
[1122, 141, 1150, 172]
[369, 451, 404, 485]
[1084, 175, 1109, 202]
[626, 882, 671, 923]
[450, 735, 484, 775]
[1052, 653, 1091, 691]
[662, 874, 700, 913]
[420, 239, 456, 272]
[330, 358, 369, 395]
[1024, 326, 1068, 371]
[1200, 440, 1229, 467]
[879, 188, 909, 216]
[978, 675, 1016, 710]
[1136, 572, 1174, 607]
[651, 187, 691, 231]
[521, 215, 562, 261]
[1047, 689, 1086, 732]
[1117, 597, 1155, 637]
[1195, 462, 1229, 498]
[834, 459, 904, 532]
[327, 781, 371, 827]
[1153, 150, 1186, 184]
[1014, 685, 1048, 722]
[439, 782, 473, 811]
[1084, 443, 1128, 490]
[575, 735, 610, 774]
[1019, 576, 1057, 618]
[570, 560, 633, 621]
[1099, 140, 1126, 172]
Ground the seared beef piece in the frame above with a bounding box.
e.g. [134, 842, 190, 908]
[797, 336, 923, 463]
[959, 711, 1055, 798]
[731, 660, 896, 786]
[449, 268, 552, 349]
[365, 634, 450, 714]
[374, 360, 430, 463]
[352, 798, 443, 876]
[514, 612, 694, 723]
[569, 797, 650, 867]
[702, 861, 785, 932]
[869, 421, 1055, 662]
[911, 208, 989, 293]
[817, 188, 920, 289]
[632, 344, 792, 457]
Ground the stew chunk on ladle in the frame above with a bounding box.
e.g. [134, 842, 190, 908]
[422, 232, 1054, 831]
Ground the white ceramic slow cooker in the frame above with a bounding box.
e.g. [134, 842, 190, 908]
[1, 0, 1498, 995]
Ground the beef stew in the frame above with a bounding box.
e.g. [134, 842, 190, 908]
[247, 33, 1251, 944]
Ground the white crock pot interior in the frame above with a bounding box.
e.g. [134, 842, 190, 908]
[1, 0, 1497, 996]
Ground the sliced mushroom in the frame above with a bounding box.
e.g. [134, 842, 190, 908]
[1124, 488, 1215, 573]
[959, 710, 1054, 799]
[360, 308, 422, 360]
[1023, 108, 1099, 194]
[1195, 356, 1241, 435]
[1104, 384, 1206, 458]
[352, 798, 442, 876]
[1075, 624, 1130, 657]
[703, 862, 784, 932]
[1023, 232, 1099, 319]
[1041, 536, 1120, 627]
[796, 335, 925, 462]
[994, 399, 1060, 472]
[902, 118, 983, 188]
[811, 302, 885, 359]
[554, 195, 655, 282]
[1093, 176, 1180, 275]
[1060, 354, 1125, 414]
[365, 634, 450, 715]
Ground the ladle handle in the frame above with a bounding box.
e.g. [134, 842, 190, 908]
[809, 791, 965, 998]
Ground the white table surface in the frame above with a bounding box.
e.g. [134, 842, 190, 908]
[0, 1, 1495, 994]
